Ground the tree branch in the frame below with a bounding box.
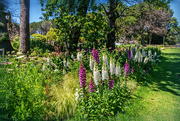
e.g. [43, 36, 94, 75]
[100, 3, 109, 15]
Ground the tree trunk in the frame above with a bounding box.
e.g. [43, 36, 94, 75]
[19, 0, 30, 54]
[141, 32, 145, 46]
[149, 32, 152, 45]
[107, 0, 116, 51]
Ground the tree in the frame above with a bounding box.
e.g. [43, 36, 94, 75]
[40, 0, 95, 52]
[19, 0, 30, 54]
[0, 0, 13, 51]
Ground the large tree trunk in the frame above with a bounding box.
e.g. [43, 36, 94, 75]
[19, 0, 30, 54]
[107, 0, 116, 51]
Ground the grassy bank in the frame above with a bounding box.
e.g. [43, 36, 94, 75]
[114, 47, 180, 121]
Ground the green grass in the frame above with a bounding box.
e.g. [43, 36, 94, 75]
[113, 47, 180, 121]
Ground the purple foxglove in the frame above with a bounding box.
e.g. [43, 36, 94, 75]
[125, 61, 130, 77]
[131, 68, 134, 73]
[131, 49, 133, 59]
[110, 56, 115, 75]
[79, 62, 87, 88]
[102, 62, 109, 80]
[89, 77, 95, 92]
[108, 77, 114, 90]
[92, 48, 100, 65]
[103, 53, 109, 69]
[128, 48, 131, 60]
[115, 61, 121, 77]
[144, 56, 148, 63]
[93, 62, 101, 86]
[90, 55, 94, 71]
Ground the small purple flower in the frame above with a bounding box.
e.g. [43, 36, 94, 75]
[128, 48, 131, 60]
[108, 77, 114, 90]
[125, 61, 130, 77]
[146, 70, 149, 73]
[131, 68, 134, 73]
[79, 62, 87, 89]
[89, 77, 95, 92]
[92, 48, 100, 65]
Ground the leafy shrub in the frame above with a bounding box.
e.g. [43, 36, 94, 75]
[31, 33, 47, 42]
[11, 35, 20, 50]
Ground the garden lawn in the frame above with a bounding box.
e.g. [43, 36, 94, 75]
[115, 47, 180, 121]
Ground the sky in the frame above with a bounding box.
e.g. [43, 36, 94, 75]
[11, 0, 180, 24]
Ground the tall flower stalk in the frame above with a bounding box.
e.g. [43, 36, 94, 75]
[89, 54, 94, 71]
[79, 62, 87, 89]
[103, 52, 108, 69]
[92, 48, 100, 65]
[128, 48, 131, 61]
[110, 56, 115, 75]
[108, 77, 114, 90]
[89, 77, 95, 92]
[93, 62, 101, 86]
[102, 61, 109, 80]
[125, 60, 130, 77]
[115, 61, 121, 78]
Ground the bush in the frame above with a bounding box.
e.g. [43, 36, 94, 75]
[11, 35, 20, 50]
[31, 33, 47, 42]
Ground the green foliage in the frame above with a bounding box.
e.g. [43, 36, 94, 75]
[31, 33, 47, 42]
[166, 35, 178, 45]
[4, 62, 47, 120]
[46, 28, 61, 41]
[0, 32, 9, 42]
[11, 35, 20, 50]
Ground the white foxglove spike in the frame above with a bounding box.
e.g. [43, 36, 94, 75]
[103, 53, 109, 69]
[102, 62, 109, 80]
[116, 61, 121, 77]
[144, 56, 148, 63]
[90, 55, 94, 71]
[93, 62, 101, 86]
[110, 56, 115, 75]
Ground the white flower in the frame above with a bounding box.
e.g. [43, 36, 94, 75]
[148, 50, 152, 57]
[71, 54, 75, 60]
[144, 56, 148, 63]
[63, 58, 67, 67]
[90, 55, 94, 71]
[154, 52, 157, 57]
[77, 52, 82, 61]
[102, 62, 109, 80]
[110, 56, 115, 75]
[116, 61, 121, 77]
[103, 53, 109, 69]
[93, 62, 101, 86]
[142, 49, 146, 57]
[140, 53, 143, 62]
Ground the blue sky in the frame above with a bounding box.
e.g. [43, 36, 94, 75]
[12, 0, 180, 24]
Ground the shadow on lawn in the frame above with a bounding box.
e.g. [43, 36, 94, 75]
[149, 52, 180, 96]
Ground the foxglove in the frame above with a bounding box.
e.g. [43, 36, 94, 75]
[89, 77, 95, 92]
[128, 48, 131, 60]
[154, 52, 157, 57]
[131, 48, 133, 59]
[131, 68, 134, 73]
[125, 61, 130, 77]
[109, 77, 114, 90]
[93, 62, 101, 86]
[92, 48, 100, 65]
[77, 52, 83, 61]
[115, 61, 121, 77]
[79, 62, 87, 88]
[140, 53, 143, 63]
[103, 53, 109, 69]
[144, 56, 148, 63]
[63, 58, 67, 67]
[90, 55, 94, 71]
[102, 61, 109, 80]
[110, 56, 115, 75]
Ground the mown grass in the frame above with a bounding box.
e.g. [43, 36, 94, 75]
[112, 47, 180, 121]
